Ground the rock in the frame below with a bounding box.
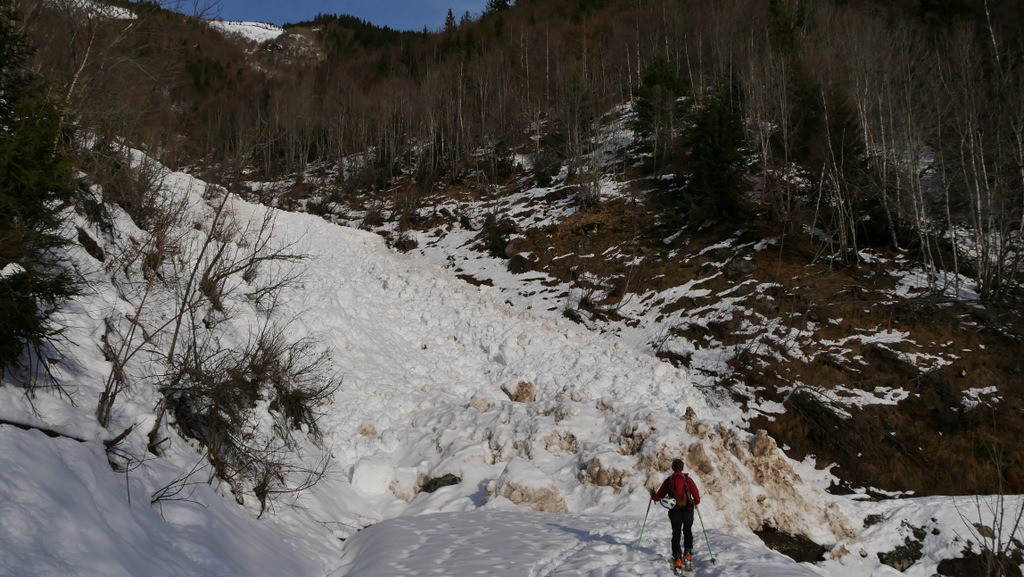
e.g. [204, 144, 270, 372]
[877, 537, 924, 572]
[421, 473, 461, 493]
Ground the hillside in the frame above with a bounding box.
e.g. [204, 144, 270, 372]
[1, 0, 1023, 576]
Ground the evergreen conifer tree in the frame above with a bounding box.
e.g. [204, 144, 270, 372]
[634, 56, 686, 170]
[0, 0, 75, 377]
[485, 0, 511, 15]
[683, 84, 748, 224]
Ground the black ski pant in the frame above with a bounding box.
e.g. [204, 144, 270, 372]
[668, 507, 695, 560]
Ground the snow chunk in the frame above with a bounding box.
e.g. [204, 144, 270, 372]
[492, 459, 568, 513]
[502, 380, 536, 403]
[351, 455, 396, 496]
[581, 450, 634, 490]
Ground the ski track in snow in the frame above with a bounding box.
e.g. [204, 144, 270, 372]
[331, 511, 820, 577]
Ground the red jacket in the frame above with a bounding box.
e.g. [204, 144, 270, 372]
[652, 471, 701, 508]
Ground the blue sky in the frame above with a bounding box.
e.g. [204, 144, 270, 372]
[207, 0, 491, 30]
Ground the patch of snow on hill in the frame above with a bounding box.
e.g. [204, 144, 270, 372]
[209, 20, 285, 44]
[59, 0, 135, 20]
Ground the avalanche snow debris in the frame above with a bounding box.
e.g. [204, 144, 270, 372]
[2, 149, 1020, 577]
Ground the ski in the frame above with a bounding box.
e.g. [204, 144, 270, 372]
[667, 560, 689, 575]
[667, 557, 694, 575]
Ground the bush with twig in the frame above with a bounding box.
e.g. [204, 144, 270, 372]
[161, 322, 338, 514]
[953, 456, 1024, 577]
[79, 147, 335, 514]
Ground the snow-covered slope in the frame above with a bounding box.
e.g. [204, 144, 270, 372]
[235, 189, 855, 543]
[0, 154, 1019, 577]
[208, 20, 285, 44]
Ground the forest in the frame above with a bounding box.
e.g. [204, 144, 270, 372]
[13, 0, 1022, 298]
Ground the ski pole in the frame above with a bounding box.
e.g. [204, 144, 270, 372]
[695, 504, 716, 564]
[634, 497, 653, 552]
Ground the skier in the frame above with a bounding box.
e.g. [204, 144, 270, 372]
[650, 458, 701, 571]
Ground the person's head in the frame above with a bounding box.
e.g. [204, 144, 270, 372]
[671, 458, 684, 472]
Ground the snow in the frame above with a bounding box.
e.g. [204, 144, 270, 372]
[962, 386, 1000, 410]
[333, 510, 821, 577]
[208, 20, 286, 44]
[892, 266, 981, 301]
[1, 152, 1021, 577]
[0, 429, 326, 577]
[57, 0, 135, 20]
[0, 262, 24, 279]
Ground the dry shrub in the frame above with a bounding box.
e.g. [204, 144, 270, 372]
[392, 232, 418, 251]
[937, 551, 1024, 577]
[755, 386, 970, 495]
[82, 143, 164, 230]
[360, 201, 386, 229]
[198, 272, 226, 311]
[76, 227, 104, 262]
[164, 324, 338, 514]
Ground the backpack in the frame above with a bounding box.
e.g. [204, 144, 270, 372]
[673, 474, 691, 507]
